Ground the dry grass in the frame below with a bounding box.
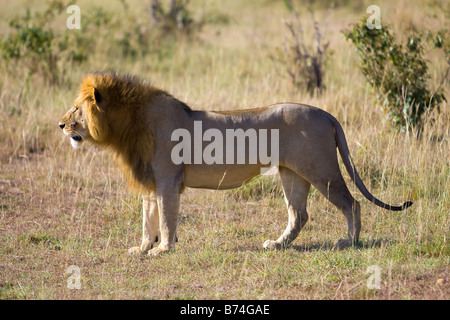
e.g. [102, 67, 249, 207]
[0, 0, 448, 300]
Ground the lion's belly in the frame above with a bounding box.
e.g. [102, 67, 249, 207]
[183, 164, 263, 190]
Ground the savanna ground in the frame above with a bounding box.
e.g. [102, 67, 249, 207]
[0, 0, 448, 300]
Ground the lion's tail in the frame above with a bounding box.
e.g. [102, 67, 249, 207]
[330, 115, 413, 211]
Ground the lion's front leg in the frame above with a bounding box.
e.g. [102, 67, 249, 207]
[148, 187, 180, 257]
[128, 192, 159, 255]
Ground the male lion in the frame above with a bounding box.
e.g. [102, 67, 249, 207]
[59, 72, 412, 256]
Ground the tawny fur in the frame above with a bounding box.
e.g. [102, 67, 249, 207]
[59, 72, 412, 256]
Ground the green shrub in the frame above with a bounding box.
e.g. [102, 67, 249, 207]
[0, 1, 156, 84]
[344, 19, 448, 131]
[0, 1, 87, 84]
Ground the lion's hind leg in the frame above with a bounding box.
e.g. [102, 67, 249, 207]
[313, 174, 361, 249]
[263, 167, 310, 250]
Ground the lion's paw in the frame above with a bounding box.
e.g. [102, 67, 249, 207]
[148, 246, 171, 257]
[263, 240, 283, 250]
[128, 246, 145, 255]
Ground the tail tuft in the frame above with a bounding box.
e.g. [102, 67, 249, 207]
[401, 201, 413, 210]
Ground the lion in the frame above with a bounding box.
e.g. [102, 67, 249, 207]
[59, 72, 412, 256]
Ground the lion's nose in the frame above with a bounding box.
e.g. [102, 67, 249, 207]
[59, 123, 65, 129]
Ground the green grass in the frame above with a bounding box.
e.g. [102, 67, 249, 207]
[0, 0, 449, 300]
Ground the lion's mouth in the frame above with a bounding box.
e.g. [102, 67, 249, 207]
[70, 135, 83, 149]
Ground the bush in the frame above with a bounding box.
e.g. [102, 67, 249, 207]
[0, 0, 205, 85]
[0, 0, 91, 84]
[272, 0, 332, 93]
[149, 0, 198, 34]
[344, 19, 448, 131]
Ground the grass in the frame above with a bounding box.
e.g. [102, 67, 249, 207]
[0, 0, 449, 300]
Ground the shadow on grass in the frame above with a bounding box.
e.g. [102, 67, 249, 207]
[231, 238, 394, 254]
[290, 238, 394, 252]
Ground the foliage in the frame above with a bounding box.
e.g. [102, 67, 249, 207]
[272, 0, 331, 93]
[344, 19, 448, 131]
[0, 0, 182, 84]
[149, 0, 199, 34]
[0, 1, 81, 84]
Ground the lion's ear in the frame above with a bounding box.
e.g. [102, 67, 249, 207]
[93, 87, 106, 112]
[94, 87, 102, 105]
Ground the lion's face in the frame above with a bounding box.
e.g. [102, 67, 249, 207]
[59, 85, 112, 148]
[59, 101, 91, 149]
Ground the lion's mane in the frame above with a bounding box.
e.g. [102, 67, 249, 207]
[79, 72, 190, 193]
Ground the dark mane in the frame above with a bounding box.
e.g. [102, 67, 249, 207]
[91, 71, 192, 113]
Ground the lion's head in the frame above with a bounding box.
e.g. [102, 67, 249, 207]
[59, 72, 170, 192]
[59, 73, 129, 148]
[58, 104, 88, 149]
